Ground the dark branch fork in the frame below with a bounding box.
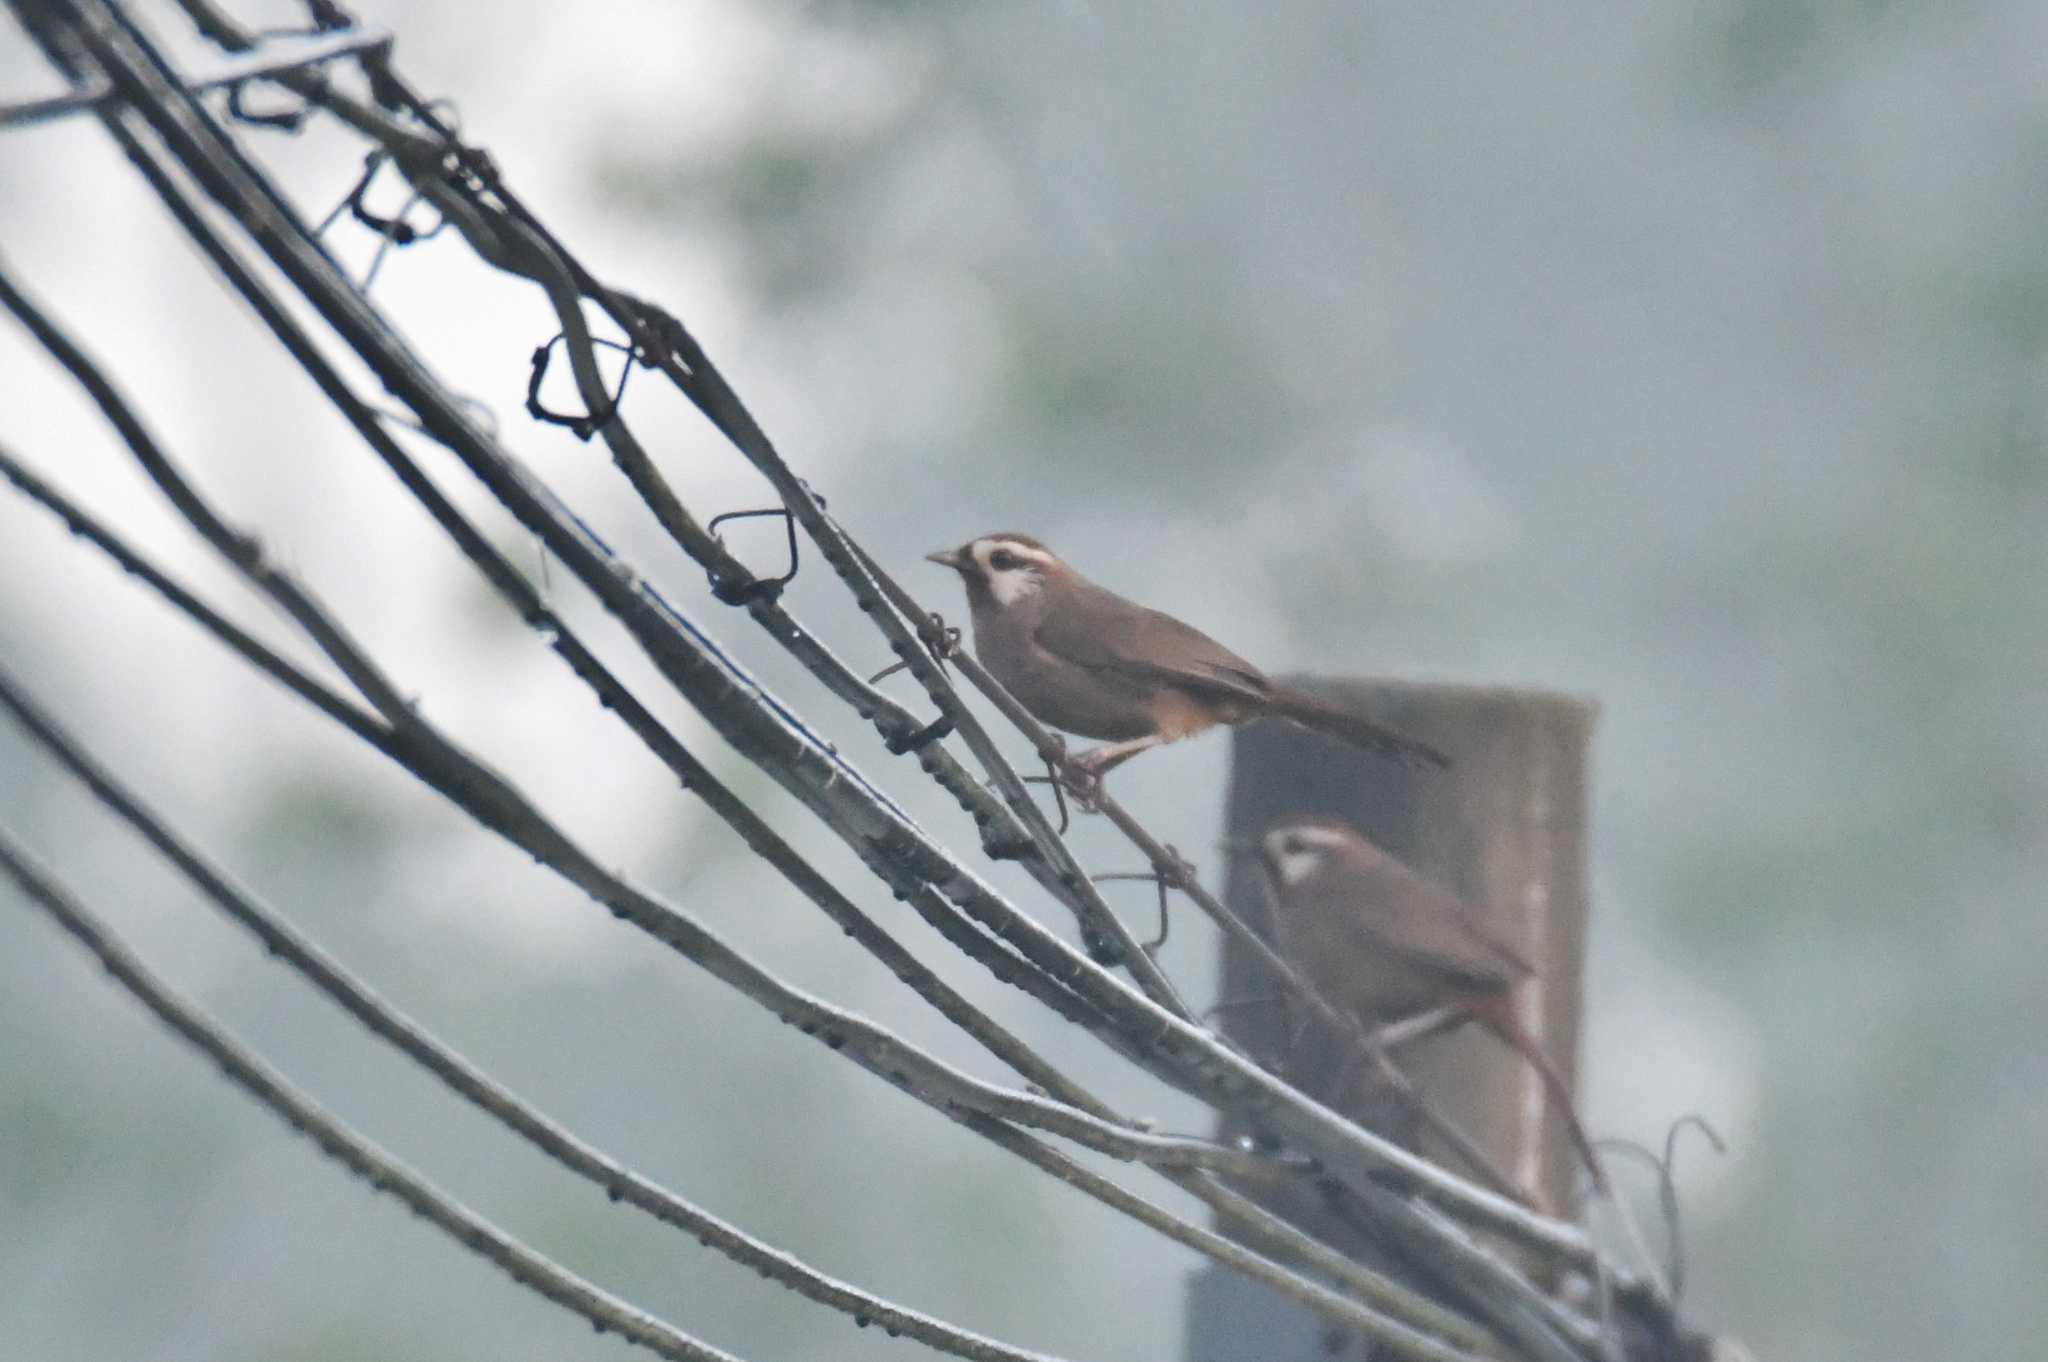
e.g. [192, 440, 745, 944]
[0, 285, 1483, 1354]
[0, 22, 391, 128]
[103, 0, 1564, 1261]
[0, 4, 1715, 1360]
[0, 671, 1076, 1362]
[103, 0, 1597, 1261]
[0, 834, 750, 1362]
[0, 42, 1540, 1359]
[143, 11, 1517, 1205]
[0, 407, 1462, 1358]
[413, 104, 1566, 1278]
[159, 0, 1194, 1013]
[0, 398, 1489, 1362]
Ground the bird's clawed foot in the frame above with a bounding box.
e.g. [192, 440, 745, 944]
[915, 610, 961, 667]
[1057, 734, 1165, 809]
[1057, 752, 1107, 811]
[1367, 1004, 1470, 1055]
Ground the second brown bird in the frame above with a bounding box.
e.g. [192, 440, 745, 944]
[1257, 814, 1606, 1192]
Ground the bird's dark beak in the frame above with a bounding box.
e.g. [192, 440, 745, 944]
[924, 546, 970, 572]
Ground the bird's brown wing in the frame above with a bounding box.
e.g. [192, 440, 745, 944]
[1312, 855, 1533, 989]
[1031, 579, 1271, 704]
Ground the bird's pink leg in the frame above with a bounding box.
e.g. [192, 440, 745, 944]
[1069, 733, 1166, 778]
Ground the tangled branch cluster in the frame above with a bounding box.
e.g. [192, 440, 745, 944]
[0, 4, 1716, 1360]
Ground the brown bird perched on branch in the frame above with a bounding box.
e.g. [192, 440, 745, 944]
[1257, 815, 1606, 1192]
[924, 533, 1447, 782]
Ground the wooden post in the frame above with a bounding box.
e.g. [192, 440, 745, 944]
[1188, 678, 1596, 1361]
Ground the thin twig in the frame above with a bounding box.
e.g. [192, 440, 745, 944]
[0, 251, 1285, 1231]
[6, 112, 1111, 1132]
[0, 667, 1077, 1362]
[0, 23, 390, 128]
[0, 263, 417, 727]
[958, 1116, 1492, 1362]
[1, 193, 1497, 1341]
[0, 830, 747, 1362]
[88, 3, 1595, 1268]
[5, 9, 1673, 1357]
[92, 14, 1587, 1275]
[0, 431, 1467, 1352]
[0, 442, 391, 748]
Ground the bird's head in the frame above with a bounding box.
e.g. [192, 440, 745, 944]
[1258, 817, 1370, 890]
[925, 532, 1067, 609]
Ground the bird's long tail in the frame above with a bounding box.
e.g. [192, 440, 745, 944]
[1472, 993, 1609, 1195]
[1264, 687, 1450, 771]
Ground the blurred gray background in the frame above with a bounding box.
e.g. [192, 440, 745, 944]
[2, 3, 2041, 1360]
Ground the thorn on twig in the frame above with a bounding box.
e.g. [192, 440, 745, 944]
[1582, 1115, 1724, 1307]
[226, 78, 310, 131]
[1143, 878, 1170, 954]
[1094, 846, 1194, 958]
[1664, 1112, 1726, 1166]
[1155, 843, 1197, 891]
[883, 714, 955, 756]
[979, 826, 1037, 862]
[702, 481, 823, 606]
[1020, 752, 1071, 835]
[303, 2, 353, 34]
[914, 610, 959, 665]
[330, 151, 447, 248]
[861, 826, 935, 886]
[705, 508, 793, 604]
[614, 297, 691, 374]
[1081, 927, 1124, 968]
[871, 612, 962, 685]
[318, 152, 376, 234]
[212, 22, 374, 132]
[525, 332, 644, 442]
[1661, 1113, 1725, 1303]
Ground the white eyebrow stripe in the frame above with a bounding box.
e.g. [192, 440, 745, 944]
[974, 539, 1057, 567]
[1264, 825, 1350, 848]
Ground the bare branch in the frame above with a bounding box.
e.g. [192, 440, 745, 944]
[0, 24, 391, 127]
[0, 830, 748, 1362]
[71, 0, 1599, 1278]
[0, 263, 418, 726]
[0, 439, 389, 748]
[0, 667, 1074, 1362]
[0, 5, 1725, 1359]
[1, 414, 1475, 1352]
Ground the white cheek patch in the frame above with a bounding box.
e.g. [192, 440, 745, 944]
[988, 569, 1044, 607]
[1270, 846, 1325, 886]
[971, 538, 1051, 607]
[1263, 825, 1352, 886]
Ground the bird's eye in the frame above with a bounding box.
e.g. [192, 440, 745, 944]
[1282, 836, 1305, 854]
[988, 549, 1021, 571]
